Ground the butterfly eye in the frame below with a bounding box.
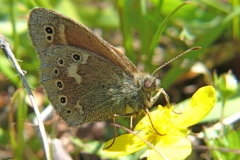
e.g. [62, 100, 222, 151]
[72, 53, 81, 62]
[144, 78, 152, 89]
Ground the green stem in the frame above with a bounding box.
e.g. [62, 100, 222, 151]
[219, 97, 226, 135]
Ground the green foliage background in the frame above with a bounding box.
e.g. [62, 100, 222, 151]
[0, 0, 239, 159]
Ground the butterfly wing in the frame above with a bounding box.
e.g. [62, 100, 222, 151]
[28, 7, 139, 75]
[28, 8, 142, 126]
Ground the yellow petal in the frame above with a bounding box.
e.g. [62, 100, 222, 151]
[135, 106, 173, 135]
[174, 86, 217, 128]
[103, 132, 147, 157]
[147, 135, 191, 160]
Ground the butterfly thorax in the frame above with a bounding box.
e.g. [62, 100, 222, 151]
[113, 72, 161, 117]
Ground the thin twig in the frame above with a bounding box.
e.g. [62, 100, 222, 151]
[0, 34, 51, 160]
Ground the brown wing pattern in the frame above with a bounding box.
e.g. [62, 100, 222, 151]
[28, 8, 139, 75]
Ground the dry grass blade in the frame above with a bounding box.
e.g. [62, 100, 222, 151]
[0, 34, 51, 160]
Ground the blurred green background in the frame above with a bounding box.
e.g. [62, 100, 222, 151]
[0, 0, 239, 159]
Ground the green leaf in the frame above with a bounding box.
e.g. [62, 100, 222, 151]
[205, 126, 240, 160]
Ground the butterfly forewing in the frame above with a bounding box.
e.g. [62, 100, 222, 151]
[28, 8, 139, 76]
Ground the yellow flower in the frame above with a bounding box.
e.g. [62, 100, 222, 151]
[104, 86, 217, 160]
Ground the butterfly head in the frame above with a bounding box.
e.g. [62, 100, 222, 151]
[143, 74, 161, 92]
[133, 73, 161, 109]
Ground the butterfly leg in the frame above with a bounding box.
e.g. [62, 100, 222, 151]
[153, 88, 182, 114]
[146, 88, 171, 136]
[103, 112, 135, 149]
[113, 112, 136, 127]
[104, 116, 118, 150]
[130, 116, 133, 130]
[144, 109, 166, 136]
[151, 88, 171, 108]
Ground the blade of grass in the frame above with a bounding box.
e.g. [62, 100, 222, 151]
[146, 1, 190, 71]
[9, 0, 19, 56]
[8, 89, 23, 158]
[231, 0, 240, 41]
[116, 0, 136, 63]
[16, 91, 28, 159]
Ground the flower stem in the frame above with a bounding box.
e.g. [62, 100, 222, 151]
[219, 97, 226, 135]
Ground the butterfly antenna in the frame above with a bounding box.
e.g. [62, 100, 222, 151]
[152, 46, 201, 76]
